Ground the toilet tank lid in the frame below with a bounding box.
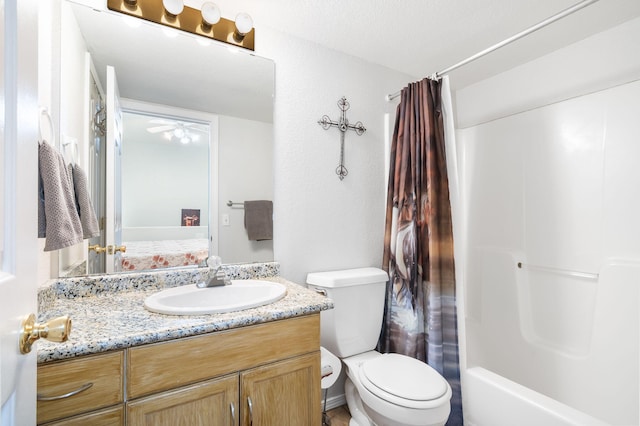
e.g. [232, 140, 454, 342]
[306, 267, 388, 288]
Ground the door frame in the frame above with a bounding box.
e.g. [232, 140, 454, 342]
[118, 98, 219, 259]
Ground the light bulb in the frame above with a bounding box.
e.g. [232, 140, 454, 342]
[201, 2, 221, 26]
[180, 136, 190, 144]
[162, 0, 184, 16]
[234, 12, 253, 36]
[173, 128, 185, 138]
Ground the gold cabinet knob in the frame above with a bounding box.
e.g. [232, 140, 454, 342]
[88, 244, 107, 254]
[20, 314, 71, 354]
[107, 245, 127, 255]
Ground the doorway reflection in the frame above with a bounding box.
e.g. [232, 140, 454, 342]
[119, 110, 211, 272]
[87, 76, 106, 275]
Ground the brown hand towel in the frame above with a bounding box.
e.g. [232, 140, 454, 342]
[38, 141, 83, 251]
[244, 200, 273, 241]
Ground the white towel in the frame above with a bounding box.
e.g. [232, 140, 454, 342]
[72, 164, 100, 239]
[38, 141, 83, 251]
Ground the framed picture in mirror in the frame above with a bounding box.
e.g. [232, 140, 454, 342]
[181, 209, 201, 227]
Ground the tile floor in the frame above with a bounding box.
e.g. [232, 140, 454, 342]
[325, 405, 351, 426]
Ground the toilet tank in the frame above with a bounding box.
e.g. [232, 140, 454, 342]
[307, 267, 388, 358]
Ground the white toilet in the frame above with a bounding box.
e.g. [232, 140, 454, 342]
[307, 267, 452, 426]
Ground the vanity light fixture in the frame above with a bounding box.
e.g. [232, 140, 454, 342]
[107, 0, 255, 51]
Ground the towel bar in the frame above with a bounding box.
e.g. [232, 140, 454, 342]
[226, 200, 244, 208]
[517, 262, 598, 280]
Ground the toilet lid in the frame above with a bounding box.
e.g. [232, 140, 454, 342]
[359, 353, 450, 408]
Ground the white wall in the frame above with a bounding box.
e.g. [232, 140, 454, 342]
[37, 0, 59, 283]
[455, 16, 640, 129]
[58, 1, 89, 273]
[121, 114, 209, 229]
[455, 17, 640, 425]
[251, 31, 414, 405]
[256, 29, 415, 285]
[217, 115, 274, 264]
[38, 0, 89, 278]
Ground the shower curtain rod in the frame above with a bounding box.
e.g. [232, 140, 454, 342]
[386, 0, 601, 101]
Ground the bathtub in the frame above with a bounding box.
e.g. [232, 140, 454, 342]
[461, 249, 639, 425]
[455, 62, 640, 426]
[464, 367, 609, 426]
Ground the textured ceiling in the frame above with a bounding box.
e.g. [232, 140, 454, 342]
[188, 0, 640, 89]
[71, 0, 640, 121]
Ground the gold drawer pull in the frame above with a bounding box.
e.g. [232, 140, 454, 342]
[37, 382, 93, 401]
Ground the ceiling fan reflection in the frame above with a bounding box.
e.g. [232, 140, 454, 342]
[146, 119, 207, 144]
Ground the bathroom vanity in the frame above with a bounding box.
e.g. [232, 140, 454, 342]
[36, 264, 332, 425]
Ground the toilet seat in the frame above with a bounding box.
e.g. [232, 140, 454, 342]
[358, 353, 450, 409]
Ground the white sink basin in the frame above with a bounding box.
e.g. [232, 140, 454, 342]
[144, 280, 287, 315]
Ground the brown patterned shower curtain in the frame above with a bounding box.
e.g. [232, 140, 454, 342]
[378, 77, 462, 425]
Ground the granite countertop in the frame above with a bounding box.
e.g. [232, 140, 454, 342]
[37, 263, 333, 363]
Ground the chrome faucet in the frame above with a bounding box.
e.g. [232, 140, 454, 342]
[197, 256, 231, 288]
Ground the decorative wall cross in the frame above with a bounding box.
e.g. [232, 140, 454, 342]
[317, 97, 366, 180]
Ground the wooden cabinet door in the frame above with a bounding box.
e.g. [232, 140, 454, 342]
[40, 405, 124, 426]
[127, 375, 239, 426]
[240, 352, 321, 426]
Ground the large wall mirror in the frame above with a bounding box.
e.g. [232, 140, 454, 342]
[52, 0, 275, 278]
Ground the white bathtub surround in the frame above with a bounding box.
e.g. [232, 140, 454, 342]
[456, 18, 640, 423]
